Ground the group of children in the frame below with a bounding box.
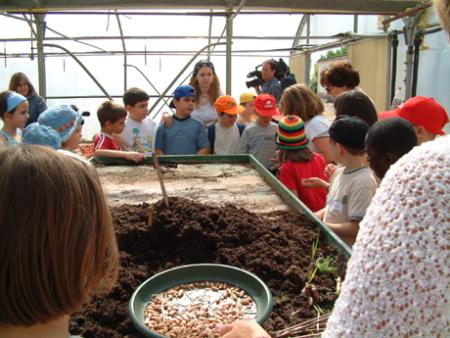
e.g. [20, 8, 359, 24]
[1, 81, 448, 247]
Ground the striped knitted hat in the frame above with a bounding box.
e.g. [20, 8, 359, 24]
[276, 115, 309, 150]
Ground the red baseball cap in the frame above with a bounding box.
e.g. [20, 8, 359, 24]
[379, 96, 449, 135]
[253, 94, 280, 117]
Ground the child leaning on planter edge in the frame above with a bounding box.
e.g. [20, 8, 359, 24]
[0, 90, 29, 146]
[315, 116, 378, 247]
[276, 115, 328, 212]
[208, 95, 246, 155]
[237, 93, 278, 172]
[0, 145, 118, 338]
[154, 85, 209, 155]
[93, 100, 145, 163]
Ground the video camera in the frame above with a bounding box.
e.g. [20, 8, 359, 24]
[245, 58, 293, 88]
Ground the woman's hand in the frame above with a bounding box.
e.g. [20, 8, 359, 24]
[161, 112, 173, 128]
[325, 163, 337, 177]
[216, 321, 271, 338]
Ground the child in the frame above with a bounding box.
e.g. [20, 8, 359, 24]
[22, 122, 62, 150]
[237, 93, 278, 171]
[0, 145, 118, 337]
[37, 105, 89, 163]
[366, 117, 417, 180]
[316, 116, 378, 247]
[155, 85, 209, 155]
[208, 95, 246, 155]
[276, 115, 328, 212]
[121, 87, 157, 154]
[379, 96, 448, 144]
[0, 90, 29, 146]
[93, 100, 145, 163]
[237, 92, 256, 126]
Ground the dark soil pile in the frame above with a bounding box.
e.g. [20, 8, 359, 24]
[70, 197, 345, 338]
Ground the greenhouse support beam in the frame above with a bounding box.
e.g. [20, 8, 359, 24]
[402, 13, 421, 100]
[43, 43, 112, 100]
[116, 13, 127, 93]
[148, 42, 226, 117]
[226, 10, 233, 94]
[34, 13, 46, 98]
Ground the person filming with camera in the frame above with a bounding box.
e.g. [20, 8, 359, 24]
[254, 59, 282, 103]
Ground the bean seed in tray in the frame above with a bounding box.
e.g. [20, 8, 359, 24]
[143, 281, 257, 338]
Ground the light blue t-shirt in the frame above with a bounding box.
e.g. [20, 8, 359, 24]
[0, 130, 19, 145]
[155, 115, 209, 155]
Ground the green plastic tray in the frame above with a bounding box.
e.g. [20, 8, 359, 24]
[129, 263, 273, 337]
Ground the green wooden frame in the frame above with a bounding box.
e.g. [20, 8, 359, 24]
[93, 154, 352, 259]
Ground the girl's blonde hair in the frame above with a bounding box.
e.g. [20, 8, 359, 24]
[280, 84, 324, 121]
[189, 65, 221, 106]
[0, 145, 118, 325]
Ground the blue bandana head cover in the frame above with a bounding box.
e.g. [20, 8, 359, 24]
[6, 91, 27, 113]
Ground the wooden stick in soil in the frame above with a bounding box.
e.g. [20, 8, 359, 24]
[152, 154, 169, 208]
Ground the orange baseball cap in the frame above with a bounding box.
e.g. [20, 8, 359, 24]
[379, 96, 449, 135]
[214, 95, 245, 115]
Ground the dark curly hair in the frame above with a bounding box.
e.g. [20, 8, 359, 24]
[321, 61, 360, 89]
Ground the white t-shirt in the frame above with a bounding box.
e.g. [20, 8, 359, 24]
[121, 116, 157, 154]
[324, 166, 378, 224]
[213, 123, 240, 155]
[191, 101, 219, 128]
[305, 115, 330, 153]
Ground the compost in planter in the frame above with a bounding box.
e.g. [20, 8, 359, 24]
[70, 197, 345, 338]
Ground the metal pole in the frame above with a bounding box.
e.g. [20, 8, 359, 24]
[34, 13, 46, 98]
[116, 13, 127, 92]
[207, 10, 213, 60]
[402, 14, 421, 100]
[226, 10, 233, 95]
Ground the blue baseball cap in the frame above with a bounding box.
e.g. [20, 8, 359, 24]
[169, 85, 196, 108]
[22, 122, 62, 150]
[38, 105, 83, 142]
[173, 85, 196, 99]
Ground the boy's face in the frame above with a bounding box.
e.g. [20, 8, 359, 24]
[174, 97, 195, 117]
[126, 100, 149, 122]
[108, 117, 126, 134]
[242, 102, 254, 115]
[328, 139, 342, 163]
[367, 146, 389, 180]
[218, 112, 237, 128]
[255, 113, 272, 127]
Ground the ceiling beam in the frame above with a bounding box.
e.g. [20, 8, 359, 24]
[0, 0, 422, 15]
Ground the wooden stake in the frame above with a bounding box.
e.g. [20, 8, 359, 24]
[152, 154, 169, 208]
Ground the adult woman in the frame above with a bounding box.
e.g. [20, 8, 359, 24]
[9, 72, 47, 126]
[280, 84, 333, 162]
[217, 135, 450, 337]
[189, 60, 222, 127]
[0, 145, 118, 338]
[334, 89, 378, 126]
[320, 61, 361, 98]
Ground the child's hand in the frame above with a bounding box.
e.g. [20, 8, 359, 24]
[125, 152, 145, 163]
[216, 321, 271, 338]
[325, 163, 337, 177]
[301, 177, 329, 189]
[161, 112, 173, 128]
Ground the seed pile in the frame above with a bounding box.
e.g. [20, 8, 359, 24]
[144, 282, 256, 338]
